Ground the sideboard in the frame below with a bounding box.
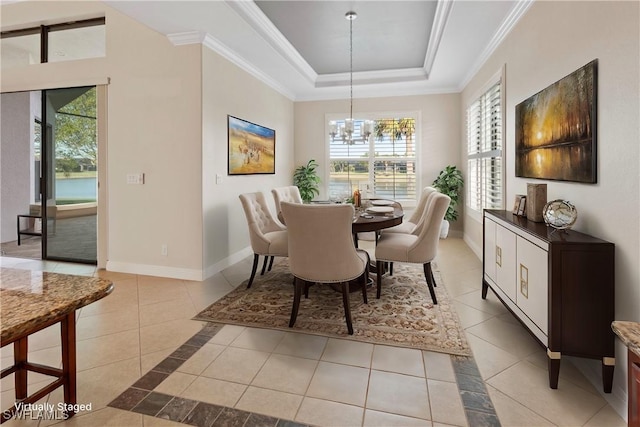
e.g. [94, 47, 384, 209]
[482, 209, 615, 392]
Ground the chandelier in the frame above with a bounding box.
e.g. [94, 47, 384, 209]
[329, 11, 374, 145]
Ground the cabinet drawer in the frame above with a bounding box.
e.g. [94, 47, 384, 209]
[516, 236, 548, 335]
[496, 224, 517, 302]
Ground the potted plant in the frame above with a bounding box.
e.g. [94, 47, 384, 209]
[293, 159, 320, 203]
[432, 165, 464, 238]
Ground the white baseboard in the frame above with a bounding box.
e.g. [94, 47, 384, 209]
[106, 261, 205, 281]
[203, 246, 253, 280]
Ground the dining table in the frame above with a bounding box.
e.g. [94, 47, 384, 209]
[351, 199, 404, 246]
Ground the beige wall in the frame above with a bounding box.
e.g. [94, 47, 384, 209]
[294, 93, 462, 232]
[201, 48, 295, 276]
[461, 1, 640, 411]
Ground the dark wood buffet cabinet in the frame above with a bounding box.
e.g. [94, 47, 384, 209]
[482, 210, 615, 392]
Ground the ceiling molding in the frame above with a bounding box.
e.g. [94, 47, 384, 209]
[168, 30, 296, 101]
[423, 0, 454, 78]
[458, 0, 534, 90]
[316, 68, 428, 88]
[226, 0, 318, 85]
[296, 81, 460, 102]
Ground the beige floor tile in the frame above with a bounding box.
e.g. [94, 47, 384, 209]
[76, 308, 140, 341]
[485, 384, 554, 426]
[176, 343, 226, 376]
[139, 296, 198, 327]
[23, 324, 61, 352]
[321, 338, 373, 368]
[372, 345, 425, 377]
[465, 333, 520, 380]
[465, 316, 541, 359]
[295, 397, 364, 427]
[487, 360, 608, 425]
[251, 354, 318, 394]
[45, 407, 143, 426]
[137, 278, 190, 307]
[528, 353, 600, 396]
[154, 372, 198, 395]
[366, 370, 430, 420]
[428, 379, 467, 426]
[75, 329, 139, 371]
[306, 361, 370, 407]
[180, 376, 246, 407]
[142, 415, 186, 426]
[79, 278, 139, 317]
[201, 347, 269, 384]
[139, 319, 204, 355]
[221, 258, 255, 287]
[363, 409, 431, 426]
[452, 300, 495, 329]
[235, 386, 303, 420]
[273, 332, 328, 359]
[422, 351, 456, 382]
[229, 327, 286, 352]
[207, 325, 246, 345]
[140, 348, 174, 374]
[583, 403, 626, 427]
[454, 289, 510, 316]
[94, 269, 138, 281]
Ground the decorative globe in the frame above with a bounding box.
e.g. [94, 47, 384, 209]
[543, 200, 577, 230]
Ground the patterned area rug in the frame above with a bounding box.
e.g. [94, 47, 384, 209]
[194, 260, 471, 356]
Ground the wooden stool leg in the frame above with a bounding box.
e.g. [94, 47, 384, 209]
[61, 312, 77, 417]
[13, 338, 28, 400]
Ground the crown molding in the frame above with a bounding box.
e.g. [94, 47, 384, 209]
[167, 30, 296, 101]
[225, 0, 318, 85]
[316, 68, 428, 88]
[423, 0, 454, 78]
[458, 0, 534, 91]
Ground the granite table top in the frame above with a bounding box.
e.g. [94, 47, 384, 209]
[1, 268, 113, 344]
[611, 320, 640, 358]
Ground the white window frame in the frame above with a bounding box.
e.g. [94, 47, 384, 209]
[466, 68, 505, 222]
[325, 111, 421, 207]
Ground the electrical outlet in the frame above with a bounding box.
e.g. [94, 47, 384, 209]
[161, 244, 168, 256]
[127, 173, 145, 185]
[216, 174, 223, 184]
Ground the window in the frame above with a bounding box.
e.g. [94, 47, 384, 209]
[328, 117, 417, 202]
[467, 80, 503, 212]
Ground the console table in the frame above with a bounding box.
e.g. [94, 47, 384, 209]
[0, 268, 113, 423]
[482, 209, 615, 392]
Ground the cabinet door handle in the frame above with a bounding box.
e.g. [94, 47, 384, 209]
[496, 246, 502, 267]
[520, 263, 528, 298]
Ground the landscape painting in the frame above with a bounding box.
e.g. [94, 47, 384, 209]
[228, 115, 275, 175]
[515, 60, 597, 183]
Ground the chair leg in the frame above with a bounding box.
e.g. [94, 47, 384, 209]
[268, 256, 275, 272]
[431, 268, 437, 287]
[289, 277, 303, 327]
[260, 256, 269, 275]
[424, 263, 438, 304]
[304, 280, 310, 299]
[361, 271, 368, 304]
[390, 262, 394, 276]
[341, 282, 354, 335]
[376, 260, 383, 299]
[247, 254, 259, 289]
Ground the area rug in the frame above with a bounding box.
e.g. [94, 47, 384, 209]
[194, 260, 471, 356]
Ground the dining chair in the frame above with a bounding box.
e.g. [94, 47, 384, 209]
[238, 192, 288, 288]
[374, 192, 450, 303]
[271, 186, 303, 225]
[382, 186, 437, 235]
[281, 201, 369, 335]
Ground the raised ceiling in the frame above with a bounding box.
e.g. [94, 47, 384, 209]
[102, 1, 533, 100]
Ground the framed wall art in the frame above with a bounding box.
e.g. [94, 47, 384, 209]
[515, 59, 597, 183]
[227, 115, 275, 175]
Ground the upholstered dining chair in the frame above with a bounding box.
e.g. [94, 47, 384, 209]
[281, 202, 369, 335]
[238, 192, 288, 288]
[382, 186, 437, 235]
[271, 186, 303, 225]
[374, 192, 450, 304]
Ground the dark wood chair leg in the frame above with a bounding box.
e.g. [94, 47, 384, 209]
[390, 262, 394, 276]
[376, 260, 383, 299]
[289, 277, 303, 327]
[341, 282, 354, 335]
[260, 256, 269, 275]
[424, 263, 438, 304]
[361, 271, 368, 304]
[304, 280, 310, 298]
[268, 256, 275, 272]
[247, 254, 259, 288]
[431, 268, 437, 287]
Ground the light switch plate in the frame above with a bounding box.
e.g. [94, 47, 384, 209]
[127, 173, 144, 185]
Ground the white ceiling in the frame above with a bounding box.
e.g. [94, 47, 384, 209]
[104, 1, 532, 101]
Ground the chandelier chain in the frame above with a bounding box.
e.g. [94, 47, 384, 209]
[349, 14, 353, 122]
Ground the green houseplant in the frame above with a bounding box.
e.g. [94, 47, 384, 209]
[293, 159, 320, 203]
[432, 165, 464, 238]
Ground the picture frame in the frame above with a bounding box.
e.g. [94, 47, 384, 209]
[227, 115, 275, 175]
[515, 59, 597, 183]
[513, 195, 526, 215]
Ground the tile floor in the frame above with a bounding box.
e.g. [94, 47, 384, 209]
[0, 238, 626, 427]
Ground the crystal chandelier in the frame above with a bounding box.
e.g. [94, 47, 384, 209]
[329, 11, 373, 145]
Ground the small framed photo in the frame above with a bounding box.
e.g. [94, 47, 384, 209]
[513, 195, 526, 215]
[228, 115, 275, 175]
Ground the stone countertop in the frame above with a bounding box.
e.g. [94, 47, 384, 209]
[611, 320, 640, 358]
[1, 268, 113, 344]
